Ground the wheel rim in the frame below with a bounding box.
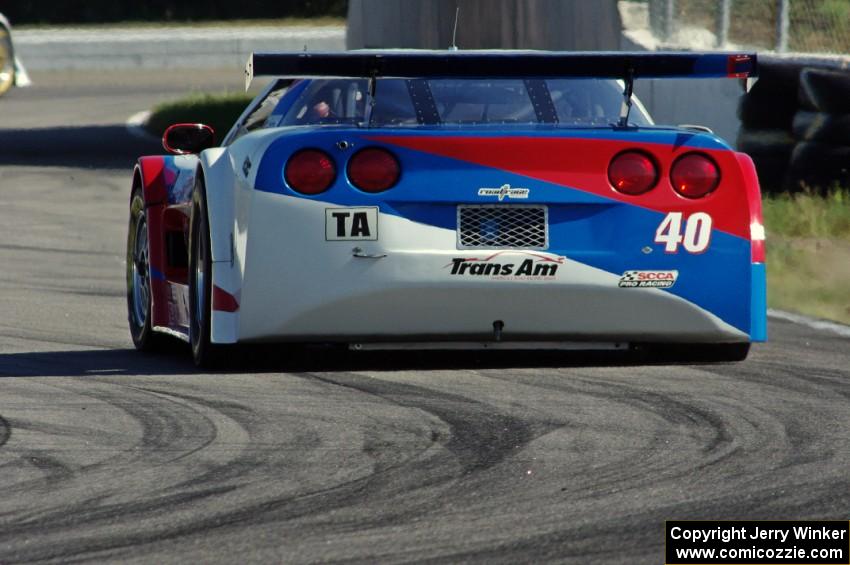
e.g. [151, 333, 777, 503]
[131, 216, 150, 328]
[195, 226, 207, 330]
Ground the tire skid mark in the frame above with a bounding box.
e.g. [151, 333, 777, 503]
[18, 452, 75, 485]
[306, 372, 545, 474]
[437, 474, 850, 564]
[59, 382, 221, 466]
[705, 361, 849, 466]
[122, 385, 227, 464]
[2, 330, 848, 564]
[128, 388, 276, 492]
[0, 371, 549, 563]
[0, 382, 231, 539]
[488, 371, 740, 482]
[0, 414, 10, 448]
[0, 377, 366, 562]
[476, 369, 807, 508]
[279, 372, 560, 531]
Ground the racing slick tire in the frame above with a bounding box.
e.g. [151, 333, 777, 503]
[791, 111, 850, 145]
[0, 24, 14, 97]
[127, 185, 167, 351]
[735, 128, 794, 193]
[798, 68, 850, 114]
[737, 62, 800, 130]
[787, 142, 850, 192]
[188, 176, 226, 368]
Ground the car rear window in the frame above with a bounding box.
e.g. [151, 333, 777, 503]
[272, 77, 651, 128]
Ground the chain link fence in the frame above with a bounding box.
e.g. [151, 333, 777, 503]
[646, 0, 850, 54]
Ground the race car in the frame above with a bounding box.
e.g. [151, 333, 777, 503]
[126, 50, 766, 367]
[0, 13, 29, 97]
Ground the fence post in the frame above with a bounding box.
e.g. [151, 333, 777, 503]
[775, 0, 789, 53]
[716, 0, 731, 47]
[663, 0, 675, 42]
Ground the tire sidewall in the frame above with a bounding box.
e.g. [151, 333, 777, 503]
[127, 189, 153, 348]
[189, 178, 213, 366]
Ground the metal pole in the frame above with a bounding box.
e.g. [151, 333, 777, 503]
[776, 0, 789, 53]
[716, 0, 731, 48]
[664, 0, 675, 42]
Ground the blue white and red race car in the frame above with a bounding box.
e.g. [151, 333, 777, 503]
[126, 50, 766, 367]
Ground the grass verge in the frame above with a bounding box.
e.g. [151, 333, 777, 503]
[763, 190, 850, 324]
[145, 92, 254, 140]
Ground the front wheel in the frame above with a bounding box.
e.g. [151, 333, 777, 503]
[188, 178, 224, 368]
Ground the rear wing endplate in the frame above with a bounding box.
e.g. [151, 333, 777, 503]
[244, 50, 757, 91]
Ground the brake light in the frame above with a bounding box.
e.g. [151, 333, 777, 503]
[285, 149, 336, 194]
[347, 148, 400, 193]
[608, 151, 658, 195]
[670, 153, 720, 198]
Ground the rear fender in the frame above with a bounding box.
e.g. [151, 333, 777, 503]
[199, 148, 240, 344]
[735, 151, 767, 341]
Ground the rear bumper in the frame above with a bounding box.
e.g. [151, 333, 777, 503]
[229, 192, 749, 344]
[239, 280, 748, 344]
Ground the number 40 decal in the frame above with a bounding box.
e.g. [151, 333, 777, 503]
[654, 212, 713, 253]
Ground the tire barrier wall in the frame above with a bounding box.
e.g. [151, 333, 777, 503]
[737, 56, 850, 193]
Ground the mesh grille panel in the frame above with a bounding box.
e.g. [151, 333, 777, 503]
[458, 205, 547, 249]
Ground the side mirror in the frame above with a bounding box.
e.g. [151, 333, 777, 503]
[162, 123, 216, 155]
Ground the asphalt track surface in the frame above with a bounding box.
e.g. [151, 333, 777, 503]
[1, 70, 849, 564]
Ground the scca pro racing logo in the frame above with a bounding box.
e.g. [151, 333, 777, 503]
[618, 270, 678, 288]
[477, 183, 530, 201]
[445, 251, 565, 281]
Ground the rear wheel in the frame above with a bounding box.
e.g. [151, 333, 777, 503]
[0, 26, 14, 97]
[188, 178, 224, 368]
[127, 186, 164, 350]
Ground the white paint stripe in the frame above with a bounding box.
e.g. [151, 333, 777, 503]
[125, 110, 157, 141]
[768, 309, 850, 338]
[13, 56, 31, 87]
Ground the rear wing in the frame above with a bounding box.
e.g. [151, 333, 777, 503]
[244, 50, 757, 128]
[245, 50, 757, 90]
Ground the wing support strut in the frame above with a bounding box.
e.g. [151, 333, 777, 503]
[617, 68, 635, 128]
[361, 71, 378, 128]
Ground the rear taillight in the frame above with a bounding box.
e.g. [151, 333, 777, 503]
[608, 151, 659, 195]
[284, 149, 336, 194]
[347, 148, 400, 192]
[670, 153, 720, 198]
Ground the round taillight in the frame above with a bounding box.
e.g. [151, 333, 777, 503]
[608, 151, 659, 195]
[284, 149, 336, 194]
[347, 148, 400, 193]
[670, 153, 720, 198]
